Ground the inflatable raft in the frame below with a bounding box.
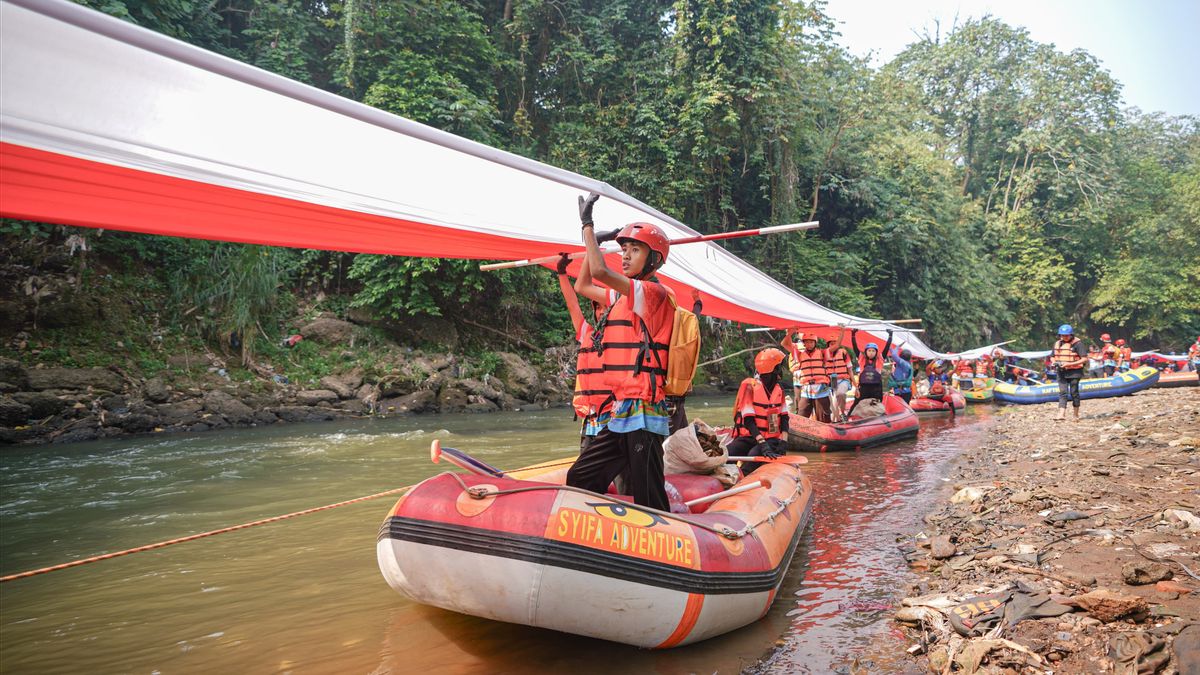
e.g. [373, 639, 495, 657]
[377, 447, 814, 648]
[1154, 371, 1199, 388]
[955, 376, 996, 403]
[993, 366, 1160, 404]
[787, 393, 918, 452]
[910, 389, 966, 414]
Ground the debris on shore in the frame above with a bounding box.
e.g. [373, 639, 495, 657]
[894, 387, 1200, 674]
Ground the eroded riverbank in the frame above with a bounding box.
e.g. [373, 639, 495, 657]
[889, 387, 1200, 674]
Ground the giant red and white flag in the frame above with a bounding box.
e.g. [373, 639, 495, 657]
[0, 0, 935, 354]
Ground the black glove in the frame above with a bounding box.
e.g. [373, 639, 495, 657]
[762, 444, 782, 460]
[556, 253, 570, 275]
[596, 228, 620, 244]
[578, 192, 599, 226]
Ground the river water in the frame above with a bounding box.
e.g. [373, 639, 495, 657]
[0, 398, 992, 673]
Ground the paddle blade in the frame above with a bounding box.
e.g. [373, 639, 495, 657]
[431, 442, 507, 478]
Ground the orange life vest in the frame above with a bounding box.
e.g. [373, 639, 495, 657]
[1189, 343, 1200, 359]
[974, 359, 992, 376]
[597, 288, 672, 403]
[1101, 344, 1119, 364]
[1054, 339, 1084, 370]
[1118, 346, 1132, 365]
[572, 323, 611, 418]
[954, 360, 974, 376]
[827, 347, 852, 380]
[929, 379, 946, 397]
[790, 345, 829, 385]
[734, 378, 788, 439]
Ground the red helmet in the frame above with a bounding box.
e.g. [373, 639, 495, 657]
[615, 222, 670, 264]
[1115, 338, 1126, 346]
[798, 332, 817, 343]
[1100, 333, 1111, 342]
[755, 348, 786, 374]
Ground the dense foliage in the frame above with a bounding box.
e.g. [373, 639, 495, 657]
[9, 0, 1199, 352]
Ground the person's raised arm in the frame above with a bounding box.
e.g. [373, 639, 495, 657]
[882, 330, 894, 357]
[555, 255, 585, 333]
[577, 193, 631, 298]
[781, 328, 796, 353]
[851, 329, 861, 353]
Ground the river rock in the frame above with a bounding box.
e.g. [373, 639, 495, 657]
[437, 383, 470, 413]
[0, 396, 32, 426]
[0, 357, 28, 390]
[1156, 580, 1193, 595]
[11, 391, 68, 419]
[930, 535, 957, 560]
[495, 352, 540, 400]
[52, 425, 100, 444]
[318, 376, 355, 399]
[380, 390, 437, 414]
[203, 390, 255, 424]
[143, 376, 170, 403]
[296, 389, 339, 406]
[156, 400, 204, 425]
[461, 377, 504, 401]
[465, 399, 500, 414]
[101, 394, 128, 413]
[26, 367, 123, 392]
[254, 410, 279, 425]
[1010, 490, 1034, 504]
[1072, 589, 1149, 623]
[1122, 561, 1172, 585]
[115, 413, 157, 433]
[270, 406, 336, 423]
[298, 317, 357, 345]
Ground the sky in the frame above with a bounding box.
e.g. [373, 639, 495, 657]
[822, 0, 1200, 117]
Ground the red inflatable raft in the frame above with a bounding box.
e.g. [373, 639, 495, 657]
[910, 389, 966, 414]
[377, 447, 814, 648]
[787, 393, 919, 452]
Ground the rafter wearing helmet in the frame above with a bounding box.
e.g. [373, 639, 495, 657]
[567, 193, 674, 511]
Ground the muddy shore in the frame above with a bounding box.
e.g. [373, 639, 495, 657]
[887, 387, 1200, 674]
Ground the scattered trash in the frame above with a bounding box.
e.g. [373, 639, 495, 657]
[1107, 631, 1168, 675]
[950, 486, 985, 504]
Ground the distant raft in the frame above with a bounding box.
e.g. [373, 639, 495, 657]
[910, 389, 966, 414]
[955, 376, 996, 403]
[993, 366, 1161, 404]
[1153, 370, 1199, 388]
[787, 393, 919, 452]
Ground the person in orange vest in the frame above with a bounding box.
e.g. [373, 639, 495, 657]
[974, 354, 994, 377]
[1086, 344, 1103, 378]
[567, 193, 673, 510]
[1116, 339, 1132, 372]
[727, 348, 790, 474]
[555, 254, 612, 451]
[825, 328, 854, 419]
[782, 329, 832, 422]
[1100, 333, 1119, 376]
[1189, 336, 1200, 373]
[1052, 324, 1088, 421]
[847, 328, 893, 417]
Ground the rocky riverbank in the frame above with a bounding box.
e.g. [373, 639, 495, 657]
[889, 387, 1200, 673]
[0, 315, 576, 445]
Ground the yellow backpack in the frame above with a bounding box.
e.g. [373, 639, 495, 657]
[663, 295, 701, 397]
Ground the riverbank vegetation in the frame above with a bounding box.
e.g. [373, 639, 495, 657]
[3, 0, 1198, 390]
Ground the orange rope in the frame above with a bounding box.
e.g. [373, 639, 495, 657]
[0, 484, 414, 583]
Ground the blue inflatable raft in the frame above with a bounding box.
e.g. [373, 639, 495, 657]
[993, 366, 1160, 405]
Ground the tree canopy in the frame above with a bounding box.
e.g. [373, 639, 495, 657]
[26, 0, 1200, 351]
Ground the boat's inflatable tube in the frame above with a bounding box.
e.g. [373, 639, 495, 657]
[1153, 371, 1199, 388]
[993, 366, 1160, 404]
[787, 393, 918, 452]
[910, 389, 966, 414]
[377, 458, 813, 648]
[955, 377, 995, 403]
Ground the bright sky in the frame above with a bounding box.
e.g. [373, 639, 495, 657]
[823, 0, 1200, 117]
